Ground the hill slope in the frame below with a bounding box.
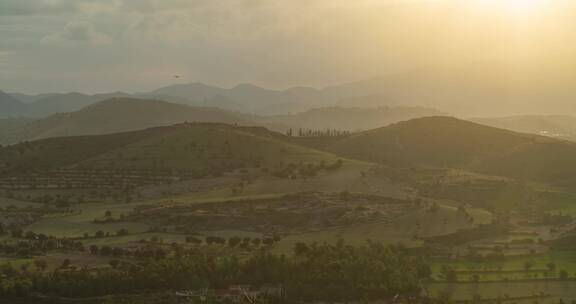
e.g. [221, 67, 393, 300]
[2, 98, 259, 144]
[0, 123, 338, 179]
[307, 116, 576, 185]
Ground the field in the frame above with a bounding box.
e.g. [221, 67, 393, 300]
[6, 160, 493, 262]
[427, 281, 576, 303]
[2, 120, 576, 303]
[27, 202, 149, 238]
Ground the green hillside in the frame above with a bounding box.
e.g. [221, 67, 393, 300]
[0, 123, 338, 180]
[0, 127, 174, 176]
[306, 116, 576, 185]
[74, 123, 338, 175]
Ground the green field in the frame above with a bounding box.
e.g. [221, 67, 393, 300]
[431, 250, 576, 282]
[427, 281, 576, 303]
[27, 202, 149, 237]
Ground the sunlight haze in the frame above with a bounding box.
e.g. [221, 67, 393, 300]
[1, 0, 574, 95]
[5, 1, 576, 303]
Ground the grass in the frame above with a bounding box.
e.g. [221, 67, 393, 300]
[427, 281, 576, 303]
[274, 204, 490, 255]
[428, 250, 576, 302]
[78, 124, 339, 173]
[27, 202, 149, 238]
[19, 160, 407, 246]
[82, 232, 188, 247]
[141, 160, 410, 207]
[0, 197, 40, 208]
[431, 250, 576, 282]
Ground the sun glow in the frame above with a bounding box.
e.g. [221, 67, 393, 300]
[471, 0, 548, 15]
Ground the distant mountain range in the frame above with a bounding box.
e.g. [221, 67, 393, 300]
[0, 90, 28, 117]
[3, 83, 327, 118]
[7, 66, 576, 119]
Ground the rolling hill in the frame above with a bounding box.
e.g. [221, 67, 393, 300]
[304, 116, 576, 185]
[0, 98, 260, 144]
[0, 123, 338, 179]
[7, 111, 576, 186]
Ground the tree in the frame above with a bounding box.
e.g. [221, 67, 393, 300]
[294, 242, 310, 256]
[228, 236, 242, 247]
[185, 236, 202, 245]
[524, 260, 534, 271]
[24, 231, 36, 240]
[19, 263, 30, 273]
[11, 229, 23, 238]
[100, 246, 112, 256]
[411, 258, 430, 279]
[89, 245, 99, 255]
[60, 259, 71, 269]
[109, 260, 120, 269]
[340, 191, 350, 208]
[440, 265, 457, 282]
[34, 259, 47, 272]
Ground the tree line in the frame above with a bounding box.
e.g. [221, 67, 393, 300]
[286, 128, 351, 138]
[0, 241, 430, 301]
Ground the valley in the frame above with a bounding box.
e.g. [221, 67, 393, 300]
[0, 115, 575, 303]
[6, 1, 576, 302]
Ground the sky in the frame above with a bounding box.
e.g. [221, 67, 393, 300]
[1, 0, 576, 94]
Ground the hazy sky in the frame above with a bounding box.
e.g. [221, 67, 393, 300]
[2, 0, 576, 94]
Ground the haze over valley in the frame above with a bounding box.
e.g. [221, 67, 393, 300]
[4, 1, 576, 303]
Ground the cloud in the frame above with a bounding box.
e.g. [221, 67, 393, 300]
[0, 0, 77, 16]
[0, 51, 10, 64]
[3, 0, 576, 94]
[41, 21, 112, 45]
